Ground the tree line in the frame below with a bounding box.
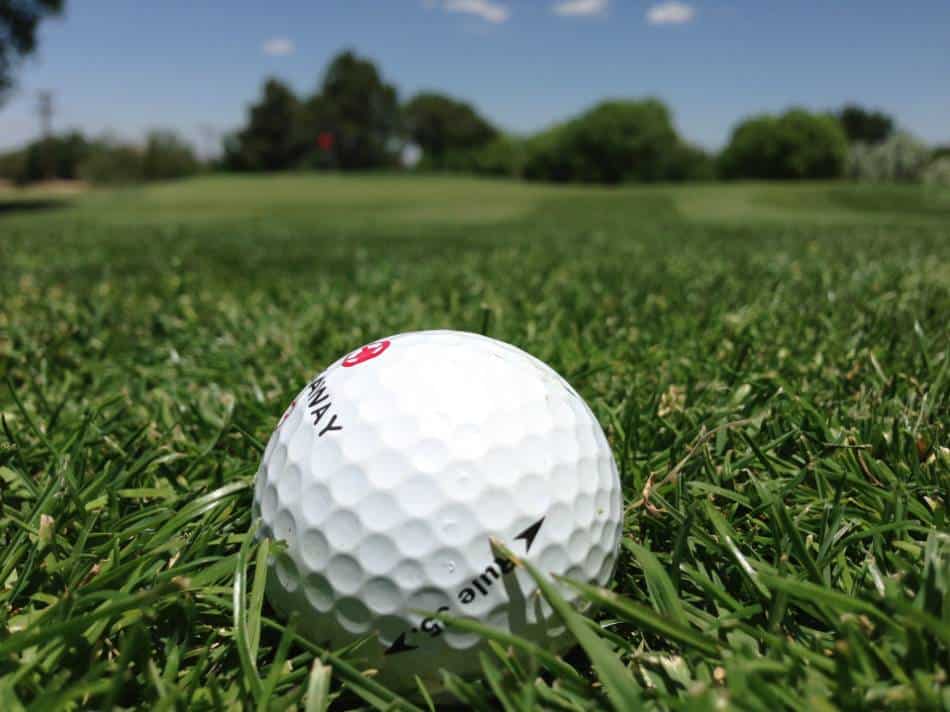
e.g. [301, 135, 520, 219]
[3, 48, 948, 186]
[222, 52, 716, 181]
[221, 50, 946, 184]
[0, 131, 201, 186]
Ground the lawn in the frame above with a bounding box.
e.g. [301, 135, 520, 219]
[0, 175, 947, 710]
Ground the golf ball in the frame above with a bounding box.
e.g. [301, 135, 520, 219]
[253, 330, 623, 685]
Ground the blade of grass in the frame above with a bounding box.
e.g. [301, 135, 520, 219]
[232, 529, 263, 701]
[491, 538, 642, 712]
[623, 539, 688, 626]
[304, 659, 333, 712]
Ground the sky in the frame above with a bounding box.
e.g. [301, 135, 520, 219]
[1, 0, 948, 154]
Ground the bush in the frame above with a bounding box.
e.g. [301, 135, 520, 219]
[142, 130, 200, 181]
[921, 157, 950, 186]
[845, 132, 931, 182]
[0, 130, 199, 186]
[720, 109, 848, 180]
[664, 142, 715, 181]
[0, 149, 25, 182]
[0, 132, 91, 185]
[429, 136, 525, 178]
[78, 142, 145, 185]
[523, 99, 680, 184]
[468, 136, 525, 177]
[522, 124, 575, 182]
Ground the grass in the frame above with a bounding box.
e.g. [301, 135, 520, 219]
[0, 174, 947, 710]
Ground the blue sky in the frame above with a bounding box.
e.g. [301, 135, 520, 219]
[1, 0, 948, 153]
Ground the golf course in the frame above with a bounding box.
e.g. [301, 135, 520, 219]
[0, 175, 947, 708]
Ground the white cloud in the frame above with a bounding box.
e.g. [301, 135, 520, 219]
[646, 1, 695, 25]
[262, 37, 295, 57]
[552, 0, 608, 17]
[442, 0, 510, 24]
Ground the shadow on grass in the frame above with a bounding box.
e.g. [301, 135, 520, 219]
[0, 199, 70, 216]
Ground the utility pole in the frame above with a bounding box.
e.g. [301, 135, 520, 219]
[37, 90, 54, 138]
[37, 91, 55, 180]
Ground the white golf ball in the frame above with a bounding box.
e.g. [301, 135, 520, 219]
[253, 330, 623, 686]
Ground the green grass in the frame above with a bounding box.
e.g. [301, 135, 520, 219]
[1, 175, 947, 710]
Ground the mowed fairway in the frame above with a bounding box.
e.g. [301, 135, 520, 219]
[1, 175, 948, 709]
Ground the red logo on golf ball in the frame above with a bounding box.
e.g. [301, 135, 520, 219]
[342, 339, 391, 367]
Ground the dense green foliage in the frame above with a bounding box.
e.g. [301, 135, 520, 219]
[523, 100, 684, 184]
[425, 135, 526, 178]
[663, 141, 715, 182]
[405, 92, 497, 167]
[221, 68, 711, 184]
[0, 0, 63, 99]
[141, 131, 201, 182]
[318, 51, 401, 170]
[225, 52, 401, 172]
[0, 131, 89, 184]
[720, 109, 849, 180]
[75, 141, 145, 185]
[837, 104, 895, 145]
[0, 176, 947, 710]
[224, 79, 309, 172]
[0, 130, 200, 185]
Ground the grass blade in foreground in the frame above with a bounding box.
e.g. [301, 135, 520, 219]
[304, 660, 332, 712]
[490, 539, 643, 711]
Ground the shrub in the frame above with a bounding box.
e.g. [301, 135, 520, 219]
[0, 149, 25, 182]
[845, 132, 931, 182]
[921, 157, 950, 186]
[1, 130, 199, 186]
[522, 124, 576, 182]
[142, 130, 200, 181]
[523, 99, 680, 184]
[78, 142, 145, 185]
[470, 136, 526, 177]
[664, 141, 715, 181]
[720, 109, 848, 180]
[0, 132, 91, 185]
[431, 136, 525, 178]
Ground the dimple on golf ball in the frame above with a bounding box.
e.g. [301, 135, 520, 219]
[252, 330, 623, 685]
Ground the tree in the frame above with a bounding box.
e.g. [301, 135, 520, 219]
[2, 130, 89, 184]
[318, 51, 401, 170]
[300, 93, 337, 169]
[523, 99, 680, 184]
[228, 78, 307, 171]
[719, 109, 848, 180]
[0, 0, 64, 102]
[838, 105, 894, 145]
[404, 92, 497, 166]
